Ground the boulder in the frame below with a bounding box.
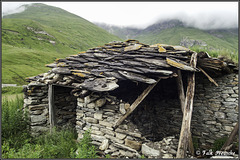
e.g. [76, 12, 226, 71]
[141, 143, 160, 157]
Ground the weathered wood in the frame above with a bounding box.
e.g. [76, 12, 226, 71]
[198, 67, 218, 86]
[176, 52, 198, 158]
[176, 70, 185, 112]
[48, 84, 56, 133]
[176, 69, 195, 156]
[113, 79, 160, 129]
[188, 133, 195, 156]
[221, 122, 239, 151]
[166, 57, 199, 72]
[197, 59, 223, 71]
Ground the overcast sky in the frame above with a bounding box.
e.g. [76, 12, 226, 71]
[2, 1, 238, 29]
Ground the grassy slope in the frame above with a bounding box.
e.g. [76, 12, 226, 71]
[2, 3, 121, 85]
[3, 3, 121, 51]
[135, 27, 238, 53]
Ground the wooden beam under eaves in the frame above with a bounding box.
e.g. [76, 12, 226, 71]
[113, 79, 161, 129]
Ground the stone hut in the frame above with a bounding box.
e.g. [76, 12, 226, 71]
[23, 40, 238, 158]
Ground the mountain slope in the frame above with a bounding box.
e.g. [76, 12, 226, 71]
[95, 22, 141, 39]
[135, 26, 238, 52]
[2, 3, 121, 85]
[96, 20, 238, 53]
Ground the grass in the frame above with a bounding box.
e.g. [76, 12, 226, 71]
[70, 129, 99, 159]
[2, 86, 23, 95]
[2, 3, 121, 85]
[1, 93, 100, 159]
[190, 46, 238, 64]
[2, 96, 31, 152]
[2, 43, 63, 84]
[212, 137, 228, 152]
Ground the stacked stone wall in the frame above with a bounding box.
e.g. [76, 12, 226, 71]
[23, 82, 49, 136]
[192, 73, 238, 148]
[75, 92, 144, 158]
[24, 73, 238, 158]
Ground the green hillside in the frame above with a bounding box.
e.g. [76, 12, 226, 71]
[96, 20, 238, 62]
[2, 3, 121, 85]
[135, 27, 238, 53]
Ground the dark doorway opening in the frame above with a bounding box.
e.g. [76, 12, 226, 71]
[109, 77, 186, 141]
[51, 85, 77, 129]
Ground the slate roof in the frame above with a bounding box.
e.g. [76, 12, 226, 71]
[27, 39, 237, 92]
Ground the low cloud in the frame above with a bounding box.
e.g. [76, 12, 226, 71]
[178, 12, 237, 30]
[2, 3, 29, 17]
[2, 2, 238, 30]
[144, 11, 238, 30]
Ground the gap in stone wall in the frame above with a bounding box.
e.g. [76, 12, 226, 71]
[110, 77, 187, 142]
[53, 85, 77, 128]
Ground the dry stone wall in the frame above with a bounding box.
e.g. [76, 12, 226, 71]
[23, 82, 49, 136]
[75, 92, 144, 158]
[192, 73, 238, 148]
[24, 73, 238, 158]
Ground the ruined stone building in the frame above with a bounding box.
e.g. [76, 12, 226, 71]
[23, 40, 238, 158]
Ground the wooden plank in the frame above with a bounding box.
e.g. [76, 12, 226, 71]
[221, 122, 239, 151]
[176, 52, 198, 158]
[198, 67, 218, 86]
[176, 69, 195, 156]
[166, 57, 199, 72]
[48, 84, 56, 132]
[113, 79, 160, 129]
[176, 70, 185, 112]
[188, 133, 195, 156]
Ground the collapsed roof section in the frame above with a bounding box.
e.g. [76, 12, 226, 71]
[27, 39, 237, 92]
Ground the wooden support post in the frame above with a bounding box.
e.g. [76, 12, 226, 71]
[198, 67, 218, 87]
[113, 79, 160, 129]
[176, 70, 185, 112]
[48, 84, 56, 133]
[188, 133, 195, 156]
[221, 122, 239, 151]
[176, 69, 195, 156]
[176, 52, 198, 158]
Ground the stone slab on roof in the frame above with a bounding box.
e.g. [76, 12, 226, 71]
[26, 39, 237, 92]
